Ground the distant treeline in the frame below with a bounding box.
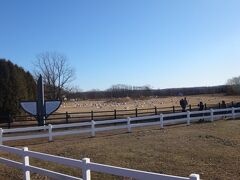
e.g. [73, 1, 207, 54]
[0, 59, 36, 115]
[66, 84, 231, 100]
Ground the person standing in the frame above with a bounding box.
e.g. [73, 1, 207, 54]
[198, 101, 205, 122]
[221, 101, 227, 109]
[198, 101, 204, 111]
[180, 97, 188, 112]
[180, 98, 184, 112]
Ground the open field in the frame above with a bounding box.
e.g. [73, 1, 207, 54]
[2, 94, 240, 128]
[58, 94, 240, 113]
[0, 119, 240, 180]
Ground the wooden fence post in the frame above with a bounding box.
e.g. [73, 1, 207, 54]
[232, 101, 234, 107]
[160, 114, 164, 128]
[154, 107, 157, 115]
[0, 128, 3, 145]
[210, 109, 214, 122]
[187, 111, 190, 126]
[204, 103, 207, 110]
[114, 109, 117, 119]
[8, 114, 11, 129]
[82, 158, 91, 180]
[189, 174, 200, 180]
[218, 103, 221, 109]
[232, 107, 235, 119]
[48, 124, 53, 142]
[173, 106, 175, 113]
[91, 111, 94, 120]
[23, 147, 30, 180]
[189, 105, 192, 112]
[135, 108, 138, 117]
[91, 120, 95, 137]
[127, 117, 131, 133]
[65, 112, 69, 124]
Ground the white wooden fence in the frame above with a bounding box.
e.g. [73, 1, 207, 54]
[0, 107, 239, 144]
[0, 145, 200, 180]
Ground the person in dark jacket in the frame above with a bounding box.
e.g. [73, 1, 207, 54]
[197, 101, 205, 122]
[180, 97, 188, 112]
[198, 102, 204, 111]
[221, 101, 227, 109]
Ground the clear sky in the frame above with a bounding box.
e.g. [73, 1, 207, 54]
[0, 0, 240, 91]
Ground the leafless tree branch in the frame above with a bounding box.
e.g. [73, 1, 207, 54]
[33, 52, 75, 99]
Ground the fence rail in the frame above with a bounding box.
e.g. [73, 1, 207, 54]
[1, 107, 240, 144]
[0, 107, 238, 180]
[0, 145, 200, 180]
[0, 101, 239, 128]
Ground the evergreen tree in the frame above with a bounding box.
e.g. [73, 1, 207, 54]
[0, 59, 36, 117]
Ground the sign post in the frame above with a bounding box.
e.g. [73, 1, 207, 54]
[20, 75, 61, 126]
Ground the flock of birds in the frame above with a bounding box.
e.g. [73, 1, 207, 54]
[60, 99, 167, 110]
[58, 96, 230, 113]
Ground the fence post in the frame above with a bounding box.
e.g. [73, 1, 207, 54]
[48, 124, 53, 142]
[204, 103, 207, 110]
[218, 103, 221, 109]
[232, 101, 234, 107]
[66, 112, 69, 124]
[127, 117, 131, 133]
[82, 158, 91, 180]
[8, 114, 11, 129]
[135, 108, 138, 117]
[210, 109, 214, 122]
[91, 111, 94, 120]
[91, 120, 95, 137]
[114, 109, 117, 119]
[173, 106, 175, 113]
[23, 147, 30, 180]
[160, 114, 164, 128]
[189, 105, 192, 112]
[187, 111, 191, 126]
[155, 107, 157, 115]
[0, 128, 3, 145]
[189, 174, 200, 180]
[232, 107, 235, 120]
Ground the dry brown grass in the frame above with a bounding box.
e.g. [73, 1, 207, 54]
[58, 94, 240, 113]
[0, 119, 240, 180]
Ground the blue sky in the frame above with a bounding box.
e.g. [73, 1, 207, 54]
[0, 0, 240, 91]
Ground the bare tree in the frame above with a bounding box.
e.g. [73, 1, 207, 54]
[34, 52, 75, 99]
[227, 76, 240, 85]
[226, 76, 240, 95]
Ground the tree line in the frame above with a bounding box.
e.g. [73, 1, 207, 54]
[0, 53, 240, 117]
[66, 84, 230, 100]
[0, 59, 36, 115]
[0, 52, 75, 118]
[226, 76, 240, 95]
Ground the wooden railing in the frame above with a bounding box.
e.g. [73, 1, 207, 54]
[0, 101, 238, 128]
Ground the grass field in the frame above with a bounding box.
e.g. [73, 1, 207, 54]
[58, 94, 240, 113]
[7, 94, 240, 128]
[0, 119, 240, 180]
